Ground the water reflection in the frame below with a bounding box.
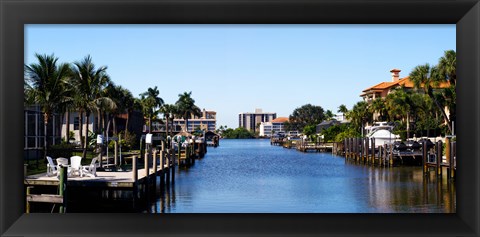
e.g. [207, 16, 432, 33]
[147, 139, 454, 213]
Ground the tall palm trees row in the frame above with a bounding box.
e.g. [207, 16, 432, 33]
[339, 50, 456, 139]
[25, 53, 202, 160]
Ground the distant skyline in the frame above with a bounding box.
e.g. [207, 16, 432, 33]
[25, 24, 456, 129]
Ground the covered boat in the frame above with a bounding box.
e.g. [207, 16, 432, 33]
[367, 129, 400, 148]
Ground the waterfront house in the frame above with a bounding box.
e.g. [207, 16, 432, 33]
[259, 117, 292, 137]
[146, 108, 217, 134]
[316, 120, 341, 133]
[360, 69, 451, 121]
[24, 105, 62, 160]
[61, 111, 143, 144]
[173, 108, 216, 132]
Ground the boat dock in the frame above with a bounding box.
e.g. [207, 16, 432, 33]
[271, 138, 335, 153]
[24, 140, 208, 213]
[342, 137, 456, 180]
[271, 136, 456, 180]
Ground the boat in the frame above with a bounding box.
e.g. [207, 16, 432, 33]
[367, 128, 400, 148]
[393, 141, 407, 151]
[365, 121, 395, 134]
[405, 140, 422, 151]
[417, 138, 434, 149]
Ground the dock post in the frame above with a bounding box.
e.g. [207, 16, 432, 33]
[153, 149, 158, 193]
[350, 138, 354, 159]
[450, 141, 456, 179]
[26, 186, 32, 213]
[371, 138, 375, 165]
[422, 142, 428, 175]
[177, 145, 181, 166]
[143, 146, 150, 196]
[353, 138, 356, 161]
[132, 155, 138, 208]
[378, 146, 382, 167]
[58, 166, 67, 213]
[389, 144, 393, 167]
[114, 140, 118, 167]
[357, 138, 361, 162]
[171, 149, 175, 183]
[349, 138, 352, 159]
[436, 140, 443, 177]
[445, 137, 451, 179]
[358, 138, 362, 162]
[145, 150, 150, 182]
[364, 137, 369, 164]
[160, 150, 166, 189]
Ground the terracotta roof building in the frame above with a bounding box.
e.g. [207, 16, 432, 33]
[361, 68, 451, 121]
[361, 68, 450, 103]
[259, 117, 289, 137]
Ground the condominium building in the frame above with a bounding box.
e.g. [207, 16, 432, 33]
[259, 117, 288, 137]
[172, 109, 217, 132]
[239, 108, 277, 131]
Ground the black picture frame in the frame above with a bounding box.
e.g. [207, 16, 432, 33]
[1, 0, 479, 236]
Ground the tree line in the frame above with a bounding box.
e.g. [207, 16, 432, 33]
[24, 53, 202, 160]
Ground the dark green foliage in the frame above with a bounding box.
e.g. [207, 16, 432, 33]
[287, 104, 325, 131]
[321, 124, 358, 142]
[302, 124, 317, 136]
[222, 127, 255, 139]
[49, 143, 77, 158]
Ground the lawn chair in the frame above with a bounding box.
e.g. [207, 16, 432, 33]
[69, 156, 83, 177]
[82, 158, 98, 177]
[46, 156, 58, 177]
[56, 158, 68, 168]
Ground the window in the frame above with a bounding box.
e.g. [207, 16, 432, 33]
[74, 117, 80, 130]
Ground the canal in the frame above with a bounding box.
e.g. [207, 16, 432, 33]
[148, 139, 456, 213]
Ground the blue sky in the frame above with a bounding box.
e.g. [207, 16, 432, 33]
[25, 25, 456, 129]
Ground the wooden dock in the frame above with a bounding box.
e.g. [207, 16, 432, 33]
[270, 135, 456, 181]
[342, 137, 456, 180]
[25, 147, 178, 213]
[296, 142, 334, 152]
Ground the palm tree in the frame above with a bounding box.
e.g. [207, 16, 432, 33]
[347, 101, 372, 136]
[324, 110, 334, 120]
[369, 97, 387, 122]
[72, 55, 115, 159]
[385, 87, 412, 139]
[438, 50, 456, 132]
[409, 64, 452, 133]
[160, 104, 177, 137]
[101, 83, 136, 136]
[337, 104, 348, 120]
[140, 86, 164, 133]
[119, 87, 135, 132]
[175, 91, 201, 132]
[438, 50, 456, 86]
[24, 53, 72, 159]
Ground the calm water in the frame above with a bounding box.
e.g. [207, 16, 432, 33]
[148, 139, 456, 213]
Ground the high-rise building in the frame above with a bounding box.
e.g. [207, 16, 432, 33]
[238, 108, 276, 131]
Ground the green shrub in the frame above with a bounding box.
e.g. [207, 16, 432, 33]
[49, 143, 77, 158]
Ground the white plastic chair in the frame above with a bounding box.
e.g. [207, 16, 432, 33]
[69, 156, 83, 177]
[46, 156, 58, 177]
[82, 158, 98, 177]
[56, 158, 68, 169]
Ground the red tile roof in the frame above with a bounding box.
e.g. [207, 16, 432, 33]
[362, 76, 450, 94]
[272, 117, 289, 123]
